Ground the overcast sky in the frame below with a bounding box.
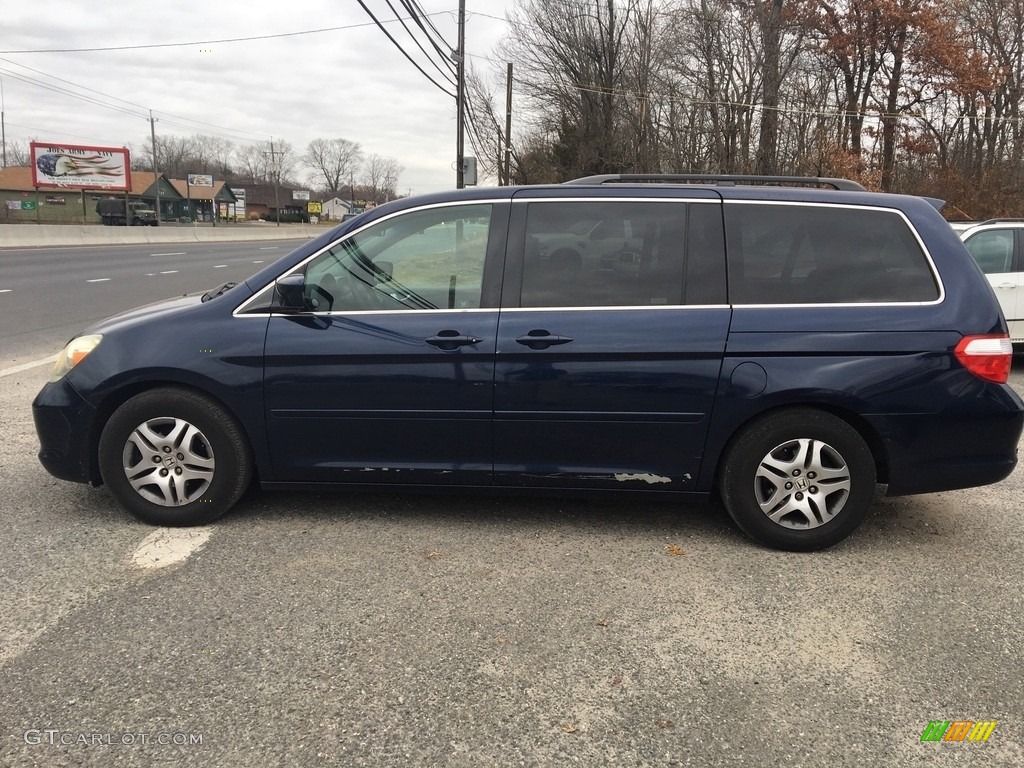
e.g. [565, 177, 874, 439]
[1, 1, 514, 195]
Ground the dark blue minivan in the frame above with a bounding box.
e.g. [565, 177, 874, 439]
[33, 175, 1024, 550]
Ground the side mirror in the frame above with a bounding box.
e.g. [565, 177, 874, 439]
[274, 274, 307, 311]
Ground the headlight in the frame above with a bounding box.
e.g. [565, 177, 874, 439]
[50, 334, 103, 382]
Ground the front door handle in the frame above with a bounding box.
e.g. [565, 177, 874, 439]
[426, 330, 482, 350]
[514, 329, 574, 350]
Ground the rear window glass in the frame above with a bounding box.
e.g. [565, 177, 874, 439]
[725, 203, 939, 304]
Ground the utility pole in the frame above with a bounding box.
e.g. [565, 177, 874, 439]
[265, 138, 283, 227]
[149, 110, 161, 226]
[504, 63, 513, 186]
[455, 0, 466, 189]
[1, 78, 7, 169]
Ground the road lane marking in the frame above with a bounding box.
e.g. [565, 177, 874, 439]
[252, 260, 264, 264]
[0, 355, 55, 378]
[0, 289, 11, 293]
[86, 278, 111, 283]
[160, 270, 179, 274]
[150, 251, 186, 256]
[213, 264, 228, 268]
[132, 527, 214, 570]
[258, 246, 279, 250]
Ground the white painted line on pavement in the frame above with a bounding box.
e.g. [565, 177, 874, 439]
[87, 278, 111, 283]
[258, 246, 279, 250]
[0, 355, 55, 378]
[0, 289, 11, 293]
[213, 264, 228, 268]
[252, 260, 264, 264]
[151, 251, 187, 256]
[160, 270, 179, 274]
[132, 527, 214, 570]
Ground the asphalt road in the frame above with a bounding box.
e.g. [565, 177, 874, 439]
[1, 242, 1023, 766]
[0, 239, 305, 367]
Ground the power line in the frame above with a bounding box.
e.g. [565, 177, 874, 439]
[401, 0, 455, 63]
[2, 119, 127, 146]
[0, 56, 150, 113]
[151, 117, 267, 144]
[354, 0, 456, 98]
[0, 64, 266, 145]
[0, 66, 148, 120]
[408, 0, 449, 44]
[382, 0, 456, 85]
[0, 15, 449, 55]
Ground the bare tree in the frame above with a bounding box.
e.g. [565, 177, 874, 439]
[362, 154, 404, 202]
[6, 139, 30, 166]
[206, 136, 236, 178]
[303, 138, 363, 197]
[465, 67, 506, 183]
[157, 135, 193, 177]
[501, 0, 643, 178]
[236, 143, 268, 183]
[755, 0, 787, 174]
[484, 0, 1024, 213]
[235, 139, 297, 185]
[267, 139, 298, 186]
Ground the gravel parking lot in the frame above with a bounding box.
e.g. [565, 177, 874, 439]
[1, 361, 1022, 767]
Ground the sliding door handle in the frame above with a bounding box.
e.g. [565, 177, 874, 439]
[514, 330, 573, 350]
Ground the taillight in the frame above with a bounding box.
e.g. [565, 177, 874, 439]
[954, 335, 1013, 383]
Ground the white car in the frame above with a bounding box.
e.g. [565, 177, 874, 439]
[960, 220, 1024, 344]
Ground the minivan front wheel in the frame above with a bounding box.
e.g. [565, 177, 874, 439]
[719, 409, 875, 551]
[98, 388, 252, 526]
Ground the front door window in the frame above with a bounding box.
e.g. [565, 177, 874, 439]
[302, 204, 492, 312]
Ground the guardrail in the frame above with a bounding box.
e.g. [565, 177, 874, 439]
[0, 222, 322, 248]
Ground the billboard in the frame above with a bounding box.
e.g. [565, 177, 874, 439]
[30, 142, 131, 191]
[188, 174, 214, 187]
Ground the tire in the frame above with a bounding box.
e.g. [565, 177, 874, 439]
[719, 409, 875, 551]
[98, 388, 252, 526]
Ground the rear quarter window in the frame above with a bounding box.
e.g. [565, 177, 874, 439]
[725, 203, 939, 304]
[963, 228, 1015, 274]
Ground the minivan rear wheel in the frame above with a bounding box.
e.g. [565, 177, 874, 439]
[98, 388, 252, 526]
[719, 409, 875, 551]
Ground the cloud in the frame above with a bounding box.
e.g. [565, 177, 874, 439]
[1, 0, 511, 194]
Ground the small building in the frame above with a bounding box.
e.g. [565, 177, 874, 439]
[0, 167, 181, 224]
[232, 182, 313, 222]
[167, 179, 239, 223]
[321, 197, 356, 221]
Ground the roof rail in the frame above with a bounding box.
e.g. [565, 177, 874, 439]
[975, 218, 1024, 226]
[564, 173, 866, 192]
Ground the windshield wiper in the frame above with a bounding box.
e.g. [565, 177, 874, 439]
[201, 282, 237, 302]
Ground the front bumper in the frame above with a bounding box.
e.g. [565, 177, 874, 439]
[32, 378, 100, 485]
